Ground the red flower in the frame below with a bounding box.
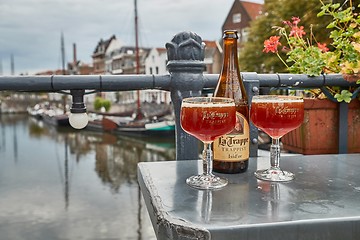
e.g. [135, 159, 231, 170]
[282, 20, 292, 27]
[317, 42, 329, 52]
[263, 36, 282, 53]
[291, 17, 301, 26]
[289, 26, 306, 38]
[282, 17, 301, 27]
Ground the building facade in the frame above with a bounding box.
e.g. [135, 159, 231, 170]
[203, 40, 222, 74]
[110, 46, 150, 75]
[145, 48, 168, 75]
[143, 47, 170, 104]
[222, 0, 263, 48]
[92, 35, 119, 75]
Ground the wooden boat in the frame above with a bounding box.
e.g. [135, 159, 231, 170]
[27, 104, 45, 119]
[86, 114, 131, 132]
[115, 118, 175, 137]
[41, 108, 69, 127]
[42, 111, 69, 127]
[27, 103, 69, 127]
[88, 115, 175, 137]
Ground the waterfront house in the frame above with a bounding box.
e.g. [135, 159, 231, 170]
[222, 0, 263, 49]
[92, 35, 119, 75]
[203, 40, 222, 74]
[110, 46, 150, 75]
[144, 47, 170, 104]
[145, 48, 168, 75]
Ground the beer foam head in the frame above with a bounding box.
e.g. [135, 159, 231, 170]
[252, 95, 303, 103]
[182, 97, 235, 107]
[182, 101, 234, 108]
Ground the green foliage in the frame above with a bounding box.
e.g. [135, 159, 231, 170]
[286, 46, 326, 76]
[94, 97, 111, 112]
[102, 99, 111, 111]
[239, 0, 331, 73]
[94, 97, 102, 111]
[250, 0, 360, 102]
[335, 90, 353, 103]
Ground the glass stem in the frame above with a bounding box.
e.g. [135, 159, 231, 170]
[270, 138, 281, 169]
[202, 142, 213, 176]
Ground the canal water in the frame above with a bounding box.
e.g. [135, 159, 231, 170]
[0, 114, 176, 240]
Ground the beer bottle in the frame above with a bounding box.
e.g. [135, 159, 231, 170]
[213, 30, 249, 174]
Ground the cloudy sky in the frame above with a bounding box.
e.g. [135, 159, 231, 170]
[0, 0, 263, 75]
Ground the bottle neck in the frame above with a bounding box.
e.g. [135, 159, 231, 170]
[221, 38, 239, 74]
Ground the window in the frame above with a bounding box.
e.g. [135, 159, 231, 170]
[241, 28, 249, 42]
[155, 67, 159, 74]
[233, 13, 241, 23]
[150, 67, 153, 74]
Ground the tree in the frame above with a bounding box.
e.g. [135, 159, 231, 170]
[94, 97, 111, 112]
[239, 0, 334, 73]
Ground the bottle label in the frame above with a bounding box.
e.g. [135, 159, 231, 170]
[213, 112, 249, 162]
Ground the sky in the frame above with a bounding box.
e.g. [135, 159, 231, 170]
[0, 0, 263, 75]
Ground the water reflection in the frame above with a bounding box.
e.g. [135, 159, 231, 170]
[27, 115, 175, 191]
[0, 114, 175, 239]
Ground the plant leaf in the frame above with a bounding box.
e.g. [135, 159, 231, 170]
[327, 22, 336, 28]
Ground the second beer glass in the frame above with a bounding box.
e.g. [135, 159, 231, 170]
[250, 95, 304, 182]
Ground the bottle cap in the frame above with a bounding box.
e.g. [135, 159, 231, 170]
[223, 30, 239, 39]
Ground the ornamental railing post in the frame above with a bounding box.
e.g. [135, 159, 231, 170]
[166, 31, 206, 160]
[242, 72, 260, 157]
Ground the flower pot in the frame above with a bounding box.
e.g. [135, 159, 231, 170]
[281, 98, 360, 154]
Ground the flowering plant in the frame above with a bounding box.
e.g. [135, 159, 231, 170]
[263, 0, 360, 103]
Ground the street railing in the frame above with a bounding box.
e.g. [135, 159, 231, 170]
[0, 31, 358, 160]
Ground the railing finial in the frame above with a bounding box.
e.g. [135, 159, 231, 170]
[166, 31, 206, 160]
[166, 31, 205, 61]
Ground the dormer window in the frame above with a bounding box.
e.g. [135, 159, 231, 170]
[99, 45, 104, 53]
[233, 13, 241, 23]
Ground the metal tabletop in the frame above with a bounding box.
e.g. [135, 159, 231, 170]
[138, 153, 360, 240]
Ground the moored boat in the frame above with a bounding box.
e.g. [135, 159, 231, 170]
[115, 118, 175, 137]
[41, 109, 69, 127]
[27, 103, 70, 127]
[27, 104, 45, 119]
[86, 114, 175, 137]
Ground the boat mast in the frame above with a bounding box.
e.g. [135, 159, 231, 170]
[60, 32, 67, 113]
[134, 0, 144, 120]
[135, 0, 140, 75]
[10, 54, 15, 75]
[61, 32, 66, 75]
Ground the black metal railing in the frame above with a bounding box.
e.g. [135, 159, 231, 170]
[0, 31, 358, 159]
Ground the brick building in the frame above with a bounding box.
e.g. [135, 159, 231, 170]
[222, 0, 263, 47]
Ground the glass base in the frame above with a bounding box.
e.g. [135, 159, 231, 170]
[255, 167, 294, 182]
[186, 174, 228, 190]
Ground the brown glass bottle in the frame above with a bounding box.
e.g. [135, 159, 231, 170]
[213, 30, 250, 174]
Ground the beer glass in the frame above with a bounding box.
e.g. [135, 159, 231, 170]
[181, 97, 236, 190]
[250, 95, 304, 182]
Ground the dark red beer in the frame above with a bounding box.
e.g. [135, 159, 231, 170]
[250, 96, 304, 139]
[181, 98, 236, 143]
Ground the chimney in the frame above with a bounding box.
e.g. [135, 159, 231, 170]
[73, 43, 77, 65]
[73, 43, 78, 74]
